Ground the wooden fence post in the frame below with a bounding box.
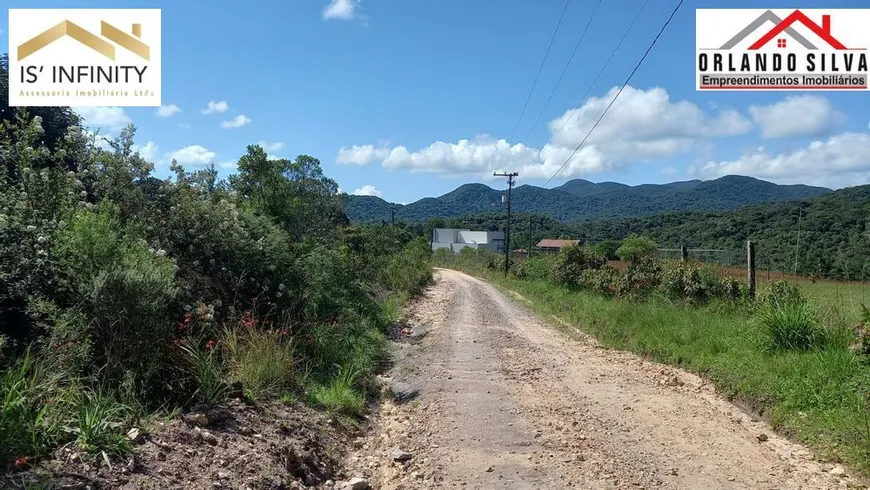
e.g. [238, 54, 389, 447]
[747, 240, 756, 299]
[680, 244, 688, 262]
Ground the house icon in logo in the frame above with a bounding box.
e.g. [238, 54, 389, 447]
[718, 9, 848, 51]
[17, 20, 150, 61]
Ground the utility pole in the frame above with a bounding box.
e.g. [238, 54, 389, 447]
[528, 216, 533, 258]
[747, 240, 756, 299]
[494, 171, 519, 277]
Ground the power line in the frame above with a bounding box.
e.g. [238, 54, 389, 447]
[523, 0, 605, 141]
[533, 0, 649, 146]
[543, 0, 684, 188]
[508, 0, 571, 142]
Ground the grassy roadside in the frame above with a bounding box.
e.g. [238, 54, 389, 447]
[436, 263, 870, 474]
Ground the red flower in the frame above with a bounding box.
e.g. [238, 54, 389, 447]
[178, 312, 193, 331]
[206, 339, 217, 349]
[14, 456, 31, 468]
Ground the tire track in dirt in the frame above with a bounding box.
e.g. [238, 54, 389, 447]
[344, 269, 859, 489]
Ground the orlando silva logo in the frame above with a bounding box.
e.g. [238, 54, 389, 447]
[8, 9, 162, 107]
[696, 9, 868, 91]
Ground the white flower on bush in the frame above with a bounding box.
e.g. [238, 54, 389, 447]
[80, 191, 87, 198]
[156, 249, 167, 257]
[25, 225, 36, 232]
[37, 236, 46, 244]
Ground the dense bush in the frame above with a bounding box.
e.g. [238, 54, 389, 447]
[0, 105, 431, 467]
[512, 255, 557, 282]
[661, 261, 743, 304]
[553, 246, 605, 289]
[614, 255, 663, 299]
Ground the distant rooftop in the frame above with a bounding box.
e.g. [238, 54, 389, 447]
[536, 239, 580, 249]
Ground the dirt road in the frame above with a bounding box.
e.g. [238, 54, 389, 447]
[344, 269, 856, 489]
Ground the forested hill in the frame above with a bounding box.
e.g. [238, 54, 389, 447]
[345, 175, 830, 223]
[427, 184, 870, 280]
[580, 184, 870, 279]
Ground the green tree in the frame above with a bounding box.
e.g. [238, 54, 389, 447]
[593, 240, 620, 260]
[229, 145, 348, 240]
[616, 235, 658, 261]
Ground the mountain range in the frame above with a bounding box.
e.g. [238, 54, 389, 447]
[344, 175, 831, 223]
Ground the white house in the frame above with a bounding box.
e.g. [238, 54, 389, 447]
[431, 228, 505, 253]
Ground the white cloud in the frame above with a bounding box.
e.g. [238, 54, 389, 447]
[749, 95, 846, 139]
[166, 145, 217, 167]
[218, 161, 238, 170]
[546, 86, 751, 161]
[384, 136, 541, 177]
[156, 104, 181, 118]
[258, 141, 284, 153]
[74, 107, 131, 131]
[352, 185, 382, 197]
[202, 100, 229, 115]
[335, 86, 752, 180]
[133, 141, 159, 162]
[221, 114, 251, 129]
[337, 188, 346, 194]
[323, 0, 357, 20]
[694, 132, 870, 189]
[179, 123, 192, 129]
[337, 144, 391, 165]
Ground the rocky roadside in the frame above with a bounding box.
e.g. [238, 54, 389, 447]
[6, 397, 382, 490]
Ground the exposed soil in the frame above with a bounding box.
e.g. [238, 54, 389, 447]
[345, 268, 864, 489]
[8, 399, 363, 490]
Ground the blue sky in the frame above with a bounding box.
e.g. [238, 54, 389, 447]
[3, 0, 870, 204]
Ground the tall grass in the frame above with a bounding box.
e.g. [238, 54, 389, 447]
[178, 340, 228, 405]
[0, 349, 65, 466]
[308, 364, 365, 416]
[223, 326, 294, 400]
[756, 298, 825, 351]
[0, 349, 137, 467]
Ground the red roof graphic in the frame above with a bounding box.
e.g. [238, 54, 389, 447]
[749, 10, 847, 50]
